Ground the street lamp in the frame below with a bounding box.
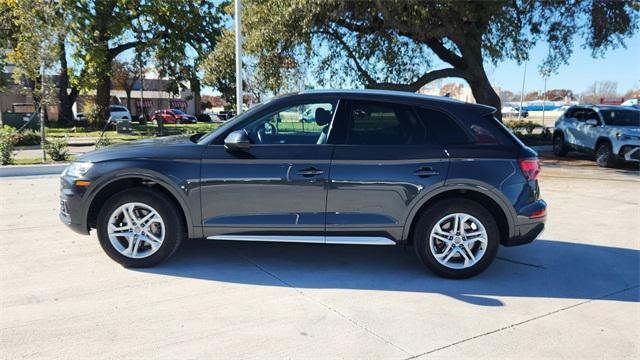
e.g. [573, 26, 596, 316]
[235, 0, 243, 115]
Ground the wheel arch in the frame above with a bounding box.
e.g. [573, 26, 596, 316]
[595, 136, 612, 151]
[402, 185, 515, 246]
[83, 170, 198, 238]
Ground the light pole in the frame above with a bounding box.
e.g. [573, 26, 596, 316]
[518, 61, 527, 121]
[542, 75, 548, 126]
[235, 0, 243, 115]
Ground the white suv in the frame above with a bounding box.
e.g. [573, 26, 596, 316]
[553, 105, 640, 167]
[108, 105, 132, 122]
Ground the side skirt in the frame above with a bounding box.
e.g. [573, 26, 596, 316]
[206, 235, 396, 245]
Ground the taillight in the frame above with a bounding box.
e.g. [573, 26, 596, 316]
[519, 159, 540, 181]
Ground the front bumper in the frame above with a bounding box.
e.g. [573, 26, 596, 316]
[59, 176, 90, 235]
[619, 145, 640, 162]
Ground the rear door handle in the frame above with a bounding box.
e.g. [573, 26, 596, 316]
[413, 167, 439, 178]
[297, 167, 324, 177]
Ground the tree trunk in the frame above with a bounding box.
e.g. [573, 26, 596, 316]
[95, 73, 111, 127]
[57, 38, 78, 127]
[190, 76, 202, 114]
[125, 89, 132, 114]
[467, 65, 503, 121]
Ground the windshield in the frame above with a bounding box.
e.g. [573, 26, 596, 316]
[172, 109, 186, 115]
[600, 109, 640, 127]
[197, 101, 270, 145]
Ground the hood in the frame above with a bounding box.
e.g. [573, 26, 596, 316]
[77, 134, 199, 163]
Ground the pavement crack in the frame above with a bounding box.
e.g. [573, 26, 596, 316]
[496, 256, 546, 269]
[231, 245, 412, 356]
[405, 284, 639, 359]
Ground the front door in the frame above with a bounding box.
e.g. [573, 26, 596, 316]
[326, 100, 449, 243]
[200, 99, 339, 240]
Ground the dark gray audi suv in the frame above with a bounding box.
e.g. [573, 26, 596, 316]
[60, 89, 546, 278]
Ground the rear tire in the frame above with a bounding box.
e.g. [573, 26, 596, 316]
[553, 133, 568, 156]
[595, 142, 615, 167]
[413, 198, 499, 279]
[96, 188, 184, 268]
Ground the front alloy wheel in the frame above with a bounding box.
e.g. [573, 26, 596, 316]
[97, 188, 183, 267]
[107, 202, 165, 259]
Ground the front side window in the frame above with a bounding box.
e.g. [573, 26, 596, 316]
[241, 100, 337, 145]
[347, 101, 427, 145]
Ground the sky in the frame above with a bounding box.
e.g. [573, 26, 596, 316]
[201, 32, 640, 97]
[485, 32, 640, 95]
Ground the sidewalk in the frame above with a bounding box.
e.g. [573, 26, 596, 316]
[14, 144, 95, 160]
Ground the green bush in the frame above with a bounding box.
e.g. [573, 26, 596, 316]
[94, 136, 112, 149]
[13, 130, 41, 146]
[43, 137, 70, 161]
[0, 126, 17, 164]
[505, 120, 543, 135]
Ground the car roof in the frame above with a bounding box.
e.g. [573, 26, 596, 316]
[275, 88, 496, 115]
[570, 104, 639, 111]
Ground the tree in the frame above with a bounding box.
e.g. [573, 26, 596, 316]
[202, 30, 239, 107]
[243, 0, 639, 119]
[63, 0, 226, 125]
[152, 1, 226, 115]
[111, 60, 139, 113]
[583, 81, 620, 103]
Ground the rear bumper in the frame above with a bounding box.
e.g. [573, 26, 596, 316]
[503, 199, 547, 247]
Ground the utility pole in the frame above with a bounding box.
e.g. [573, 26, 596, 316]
[235, 0, 243, 115]
[40, 63, 46, 162]
[518, 62, 527, 121]
[542, 75, 548, 126]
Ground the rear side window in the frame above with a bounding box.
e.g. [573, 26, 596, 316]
[347, 101, 428, 145]
[415, 107, 469, 145]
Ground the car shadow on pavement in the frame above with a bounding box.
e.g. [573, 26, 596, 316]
[137, 238, 639, 307]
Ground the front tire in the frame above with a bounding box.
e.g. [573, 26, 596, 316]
[414, 198, 499, 279]
[96, 188, 184, 268]
[553, 133, 568, 156]
[595, 142, 615, 167]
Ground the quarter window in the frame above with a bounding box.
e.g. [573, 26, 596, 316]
[415, 107, 469, 145]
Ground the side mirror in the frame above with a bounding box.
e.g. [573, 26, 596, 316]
[224, 130, 251, 152]
[586, 119, 598, 126]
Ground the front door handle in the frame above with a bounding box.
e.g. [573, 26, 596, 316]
[297, 167, 324, 177]
[414, 167, 439, 178]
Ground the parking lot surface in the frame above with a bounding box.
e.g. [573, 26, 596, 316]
[1, 156, 638, 359]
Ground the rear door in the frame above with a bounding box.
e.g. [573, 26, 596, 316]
[326, 100, 449, 242]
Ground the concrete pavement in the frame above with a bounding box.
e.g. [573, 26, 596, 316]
[0, 159, 638, 359]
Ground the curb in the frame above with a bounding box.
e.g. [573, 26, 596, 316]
[0, 163, 68, 177]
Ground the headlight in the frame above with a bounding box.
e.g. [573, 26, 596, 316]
[616, 133, 640, 141]
[63, 162, 93, 177]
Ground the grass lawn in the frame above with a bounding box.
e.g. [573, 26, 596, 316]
[45, 122, 222, 140]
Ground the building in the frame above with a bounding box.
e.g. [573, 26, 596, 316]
[1, 64, 195, 122]
[417, 81, 476, 103]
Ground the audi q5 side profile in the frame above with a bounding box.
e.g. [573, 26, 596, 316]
[60, 90, 546, 278]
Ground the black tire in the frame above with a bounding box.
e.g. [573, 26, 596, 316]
[413, 198, 499, 279]
[595, 142, 615, 168]
[553, 133, 568, 156]
[96, 187, 184, 268]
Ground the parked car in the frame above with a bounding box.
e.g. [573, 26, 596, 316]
[501, 105, 529, 118]
[75, 105, 132, 125]
[195, 113, 213, 123]
[300, 103, 333, 123]
[553, 105, 640, 167]
[153, 109, 197, 124]
[620, 98, 640, 109]
[216, 110, 235, 121]
[59, 89, 546, 279]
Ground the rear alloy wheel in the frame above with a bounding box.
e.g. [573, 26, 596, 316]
[553, 133, 568, 156]
[595, 142, 615, 168]
[97, 188, 183, 267]
[414, 198, 499, 278]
